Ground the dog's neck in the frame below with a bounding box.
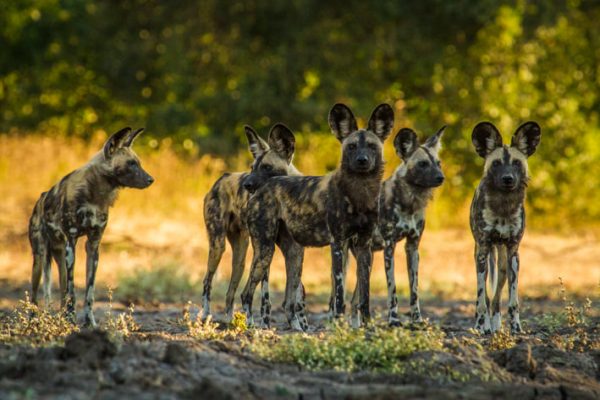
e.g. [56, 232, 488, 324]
[335, 166, 383, 212]
[386, 165, 434, 214]
[81, 163, 120, 209]
[480, 177, 526, 218]
[287, 162, 303, 177]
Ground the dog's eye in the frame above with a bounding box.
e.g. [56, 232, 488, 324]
[127, 160, 137, 167]
[512, 159, 521, 167]
[417, 160, 429, 168]
[492, 160, 502, 167]
[368, 143, 378, 150]
[436, 160, 441, 167]
[348, 143, 357, 150]
[262, 164, 273, 172]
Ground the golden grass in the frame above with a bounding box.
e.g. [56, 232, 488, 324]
[0, 134, 598, 308]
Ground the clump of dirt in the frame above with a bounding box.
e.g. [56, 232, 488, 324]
[62, 329, 120, 365]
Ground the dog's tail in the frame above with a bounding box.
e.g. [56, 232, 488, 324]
[487, 246, 498, 300]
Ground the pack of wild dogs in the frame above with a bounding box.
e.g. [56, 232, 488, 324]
[28, 103, 541, 335]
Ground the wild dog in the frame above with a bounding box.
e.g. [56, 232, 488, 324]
[201, 124, 300, 321]
[362, 126, 446, 326]
[241, 103, 394, 330]
[470, 121, 541, 334]
[29, 127, 154, 326]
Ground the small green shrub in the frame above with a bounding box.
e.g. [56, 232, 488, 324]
[115, 262, 196, 305]
[249, 321, 445, 373]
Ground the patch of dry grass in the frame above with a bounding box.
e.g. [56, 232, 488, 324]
[0, 292, 79, 346]
[178, 302, 248, 340]
[103, 287, 140, 340]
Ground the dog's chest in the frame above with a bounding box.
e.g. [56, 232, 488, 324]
[382, 205, 424, 241]
[481, 207, 522, 239]
[341, 196, 377, 235]
[43, 203, 109, 242]
[76, 204, 108, 231]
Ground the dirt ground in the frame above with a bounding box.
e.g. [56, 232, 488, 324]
[0, 284, 598, 400]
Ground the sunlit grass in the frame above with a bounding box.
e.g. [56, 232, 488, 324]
[250, 321, 445, 373]
[0, 292, 79, 346]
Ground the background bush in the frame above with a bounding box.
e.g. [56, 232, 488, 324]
[1, 0, 599, 228]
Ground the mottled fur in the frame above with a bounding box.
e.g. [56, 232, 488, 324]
[469, 121, 541, 334]
[241, 104, 394, 330]
[201, 124, 301, 321]
[362, 126, 446, 325]
[28, 127, 154, 326]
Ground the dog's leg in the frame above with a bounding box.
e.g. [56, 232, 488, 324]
[83, 236, 101, 328]
[259, 269, 271, 328]
[405, 237, 423, 323]
[42, 250, 52, 307]
[348, 245, 361, 326]
[506, 244, 522, 333]
[30, 236, 46, 306]
[330, 241, 347, 319]
[279, 231, 306, 331]
[241, 239, 275, 327]
[224, 230, 249, 321]
[202, 234, 226, 320]
[490, 245, 507, 332]
[350, 278, 359, 328]
[294, 281, 308, 331]
[488, 245, 498, 297]
[51, 245, 67, 309]
[474, 242, 492, 334]
[383, 240, 399, 326]
[64, 238, 77, 323]
[329, 242, 348, 318]
[354, 242, 372, 328]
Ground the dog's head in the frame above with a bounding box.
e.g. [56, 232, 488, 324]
[102, 127, 154, 189]
[329, 103, 394, 175]
[394, 126, 445, 188]
[472, 121, 541, 192]
[242, 123, 297, 194]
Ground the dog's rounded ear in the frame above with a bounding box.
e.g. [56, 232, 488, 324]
[268, 123, 295, 164]
[367, 103, 394, 142]
[424, 125, 446, 153]
[245, 125, 269, 160]
[393, 128, 419, 160]
[103, 127, 132, 159]
[471, 122, 502, 158]
[511, 121, 541, 157]
[123, 128, 144, 147]
[328, 103, 358, 142]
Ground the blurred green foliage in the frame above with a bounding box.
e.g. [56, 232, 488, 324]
[1, 0, 599, 225]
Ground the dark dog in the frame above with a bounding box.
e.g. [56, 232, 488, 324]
[201, 124, 300, 320]
[29, 127, 154, 326]
[363, 126, 445, 326]
[470, 121, 541, 334]
[241, 104, 394, 330]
